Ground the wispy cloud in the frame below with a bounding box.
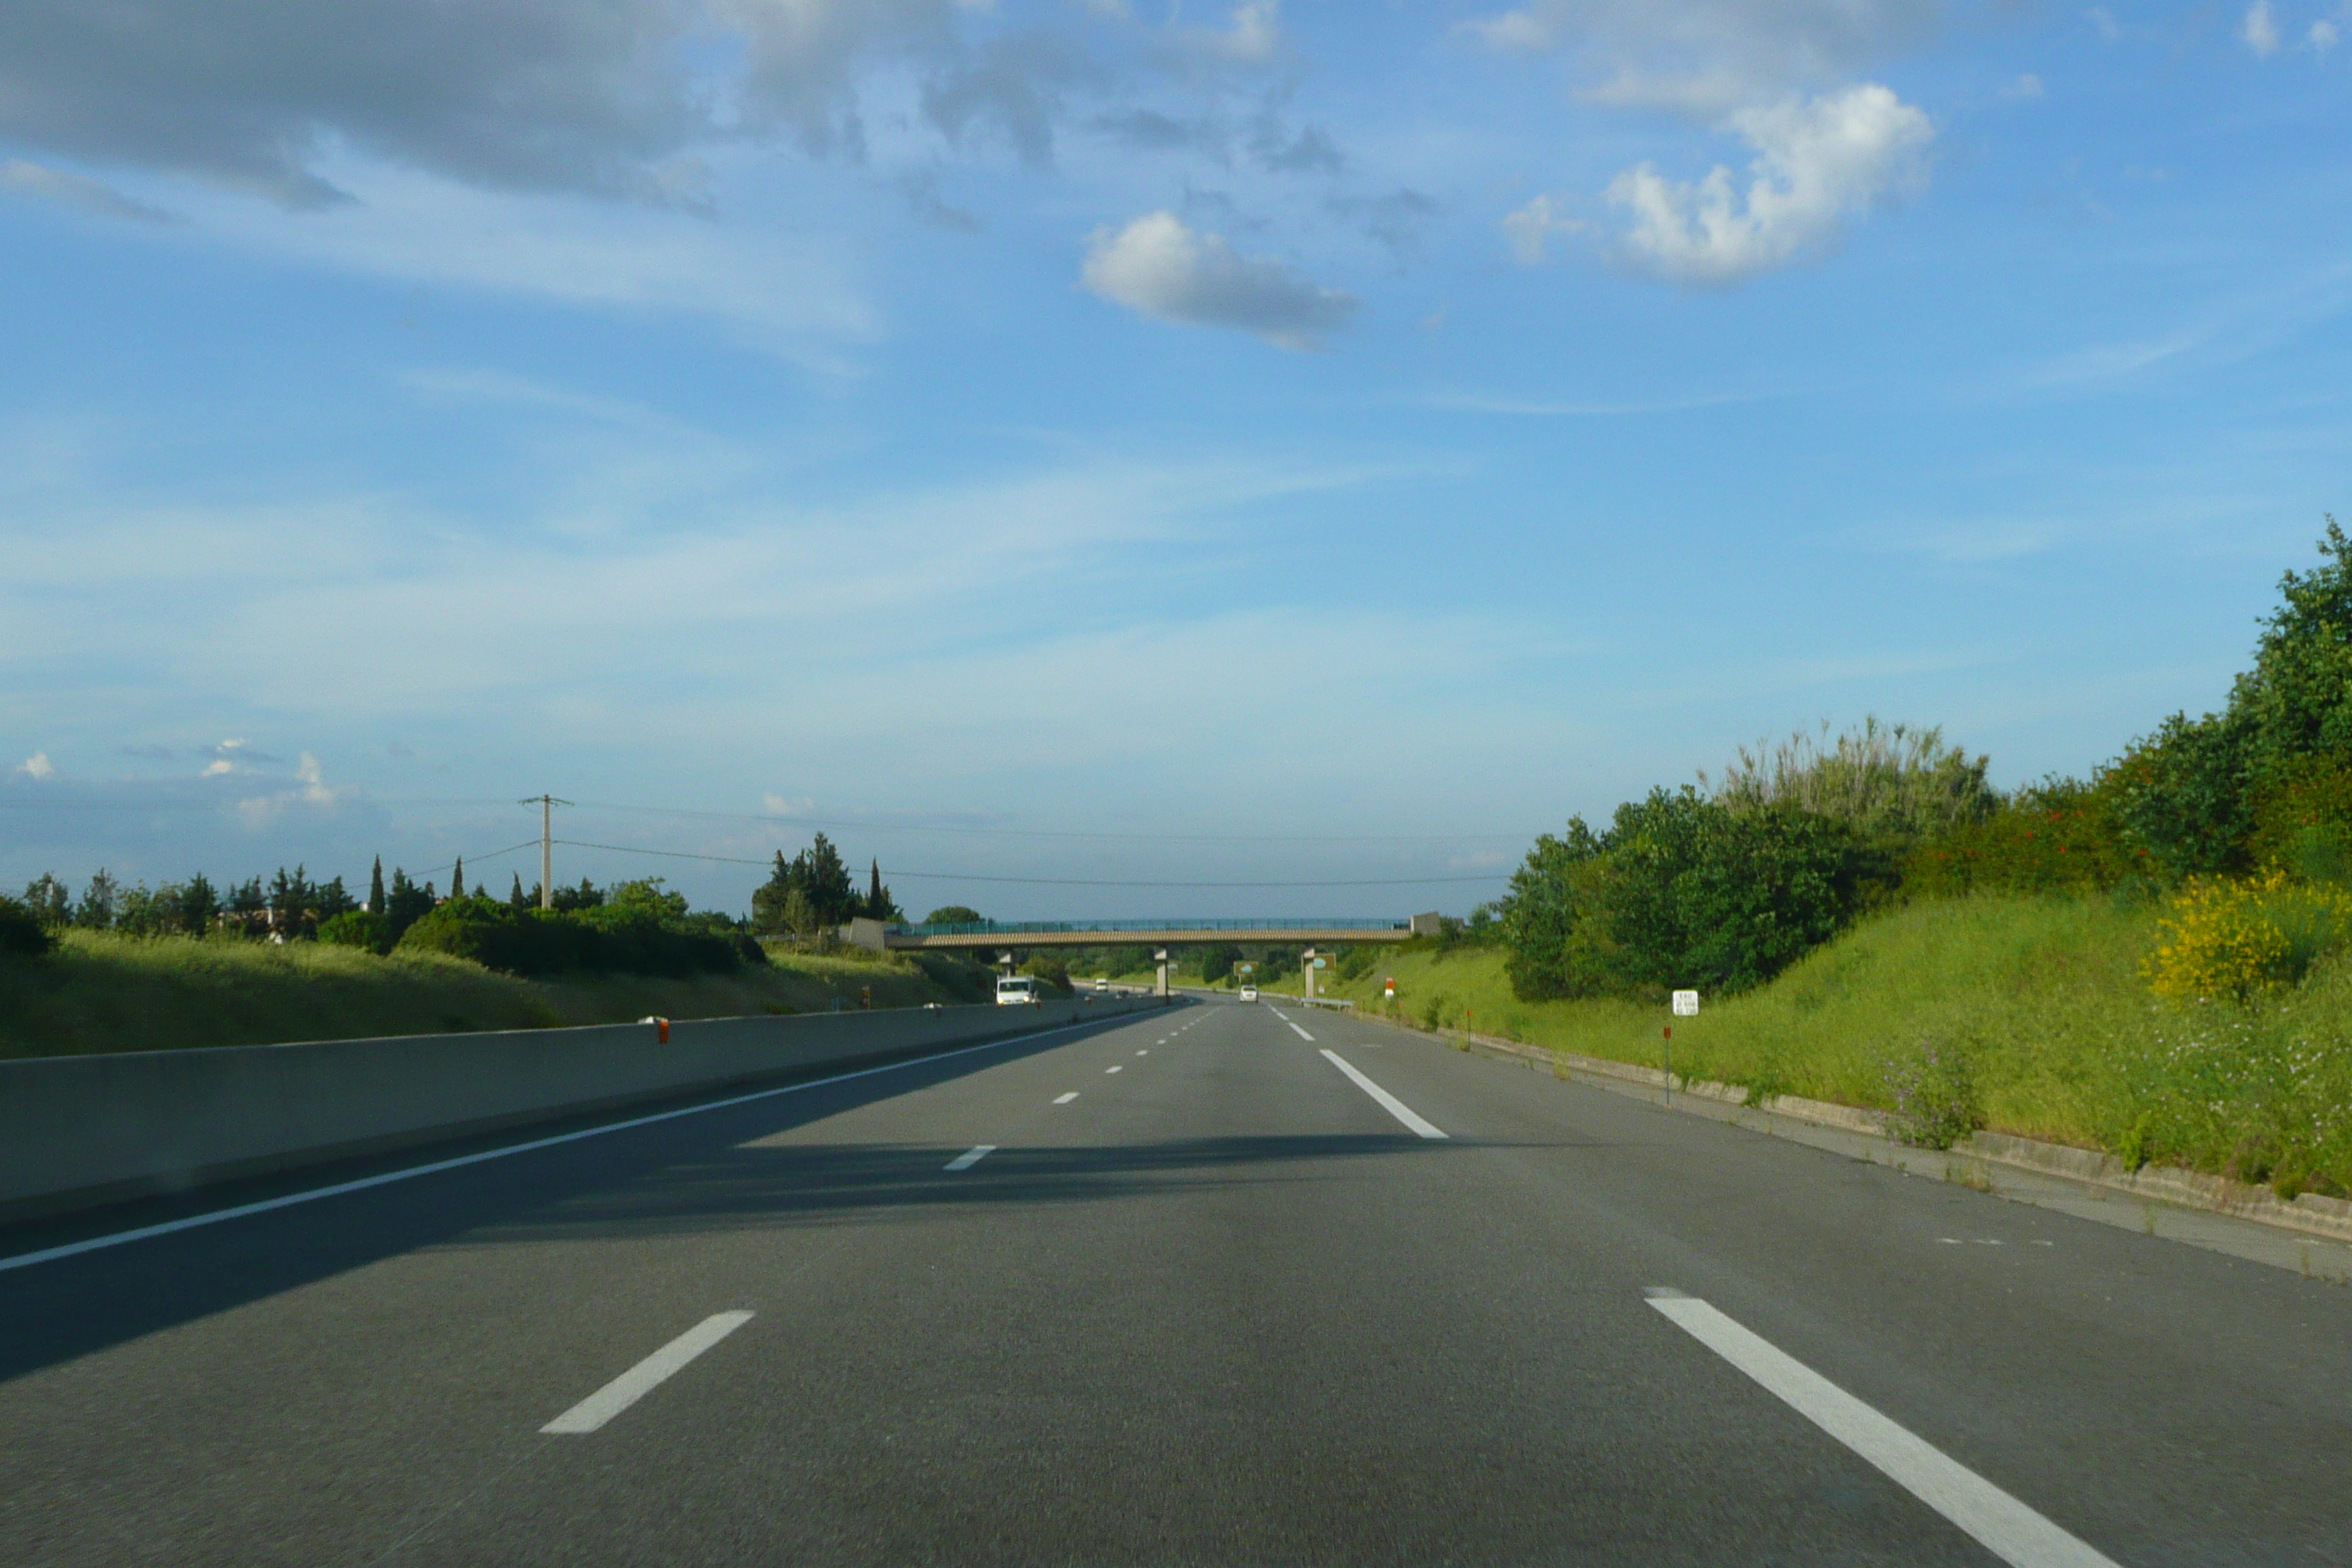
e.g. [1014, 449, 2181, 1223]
[0, 159, 180, 224]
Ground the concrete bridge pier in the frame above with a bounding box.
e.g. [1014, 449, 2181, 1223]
[1153, 947, 1171, 998]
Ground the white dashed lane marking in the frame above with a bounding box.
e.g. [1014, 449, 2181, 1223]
[1645, 1289, 2120, 1568]
[1318, 1050, 1446, 1140]
[542, 1312, 753, 1436]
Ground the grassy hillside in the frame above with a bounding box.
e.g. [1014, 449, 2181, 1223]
[1248, 894, 2352, 1195]
[0, 933, 995, 1060]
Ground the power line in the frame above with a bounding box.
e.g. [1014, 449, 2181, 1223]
[0, 791, 1529, 844]
[549, 838, 1506, 889]
[562, 799, 1525, 845]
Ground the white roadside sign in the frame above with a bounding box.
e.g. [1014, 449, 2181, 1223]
[1671, 990, 1700, 1017]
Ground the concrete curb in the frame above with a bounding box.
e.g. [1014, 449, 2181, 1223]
[1371, 1014, 2352, 1247]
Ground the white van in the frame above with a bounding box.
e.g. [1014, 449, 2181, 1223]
[995, 975, 1045, 1006]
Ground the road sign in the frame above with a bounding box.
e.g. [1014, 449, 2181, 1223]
[1239, 962, 1255, 974]
[1672, 990, 1700, 1017]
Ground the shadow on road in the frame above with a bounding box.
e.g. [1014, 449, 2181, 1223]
[0, 1006, 1486, 1384]
[456, 1131, 1436, 1249]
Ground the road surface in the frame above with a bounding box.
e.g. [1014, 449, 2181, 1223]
[2, 996, 2347, 1566]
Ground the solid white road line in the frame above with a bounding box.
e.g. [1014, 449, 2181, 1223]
[541, 1311, 754, 1435]
[0, 1013, 1137, 1275]
[1105, 1064, 1124, 1074]
[1054, 1093, 1079, 1104]
[1286, 1021, 1315, 1041]
[1644, 1291, 2120, 1568]
[1318, 1049, 1447, 1139]
[944, 1145, 995, 1172]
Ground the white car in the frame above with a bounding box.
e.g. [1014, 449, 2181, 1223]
[995, 976, 1046, 1006]
[1237, 985, 1258, 1003]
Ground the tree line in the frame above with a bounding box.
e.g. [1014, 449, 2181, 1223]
[1495, 521, 2352, 1004]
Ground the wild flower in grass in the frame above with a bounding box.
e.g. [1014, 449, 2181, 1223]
[2142, 871, 2352, 1003]
[1884, 1039, 1984, 1150]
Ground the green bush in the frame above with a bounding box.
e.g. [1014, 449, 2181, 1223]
[394, 897, 747, 979]
[1903, 777, 2144, 896]
[0, 894, 56, 958]
[1019, 954, 1071, 995]
[318, 910, 392, 956]
[1882, 1038, 1986, 1150]
[1501, 790, 1884, 1003]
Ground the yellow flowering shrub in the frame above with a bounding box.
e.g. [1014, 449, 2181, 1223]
[2144, 871, 2352, 1002]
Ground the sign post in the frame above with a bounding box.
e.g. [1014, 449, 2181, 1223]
[1667, 990, 1699, 1102]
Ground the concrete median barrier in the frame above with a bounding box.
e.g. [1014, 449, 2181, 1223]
[0, 996, 1159, 1224]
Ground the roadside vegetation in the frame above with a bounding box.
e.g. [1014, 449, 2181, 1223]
[1259, 524, 2352, 1199]
[0, 929, 993, 1060]
[0, 826, 984, 1060]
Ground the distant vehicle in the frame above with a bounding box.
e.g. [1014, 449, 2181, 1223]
[995, 975, 1046, 1006]
[1094, 976, 1109, 992]
[1237, 985, 1258, 1003]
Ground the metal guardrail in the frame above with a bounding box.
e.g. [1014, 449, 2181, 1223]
[891, 918, 1412, 938]
[1299, 996, 1356, 1009]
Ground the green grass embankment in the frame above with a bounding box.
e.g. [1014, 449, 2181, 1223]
[1240, 895, 2352, 1194]
[0, 933, 994, 1060]
[1283, 897, 2159, 1151]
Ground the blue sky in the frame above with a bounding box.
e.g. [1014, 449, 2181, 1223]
[2, 1, 2348, 919]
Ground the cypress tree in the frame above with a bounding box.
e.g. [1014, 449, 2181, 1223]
[450, 856, 465, 901]
[509, 872, 528, 913]
[868, 859, 883, 913]
[368, 856, 385, 916]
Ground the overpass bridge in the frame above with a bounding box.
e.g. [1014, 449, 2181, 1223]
[845, 913, 1444, 996]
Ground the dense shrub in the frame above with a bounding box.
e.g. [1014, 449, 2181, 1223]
[1882, 1039, 1986, 1150]
[1501, 790, 1884, 1002]
[1019, 954, 1071, 995]
[1902, 777, 2144, 896]
[394, 897, 751, 979]
[319, 910, 393, 956]
[0, 894, 56, 958]
[2142, 872, 2352, 1003]
[1707, 717, 1996, 839]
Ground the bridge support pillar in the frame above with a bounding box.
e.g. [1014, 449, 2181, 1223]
[1153, 947, 1170, 998]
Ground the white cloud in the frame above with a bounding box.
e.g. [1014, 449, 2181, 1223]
[1175, 2, 1284, 65]
[1462, 10, 1558, 52]
[202, 758, 238, 777]
[2243, 1, 2281, 56]
[1606, 84, 1933, 284]
[1080, 211, 1356, 349]
[16, 752, 55, 780]
[2002, 72, 2046, 99]
[2314, 18, 2341, 50]
[1501, 194, 1584, 265]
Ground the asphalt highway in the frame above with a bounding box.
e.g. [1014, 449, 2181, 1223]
[3, 995, 2348, 1567]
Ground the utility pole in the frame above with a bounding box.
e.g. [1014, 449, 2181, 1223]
[520, 795, 572, 911]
